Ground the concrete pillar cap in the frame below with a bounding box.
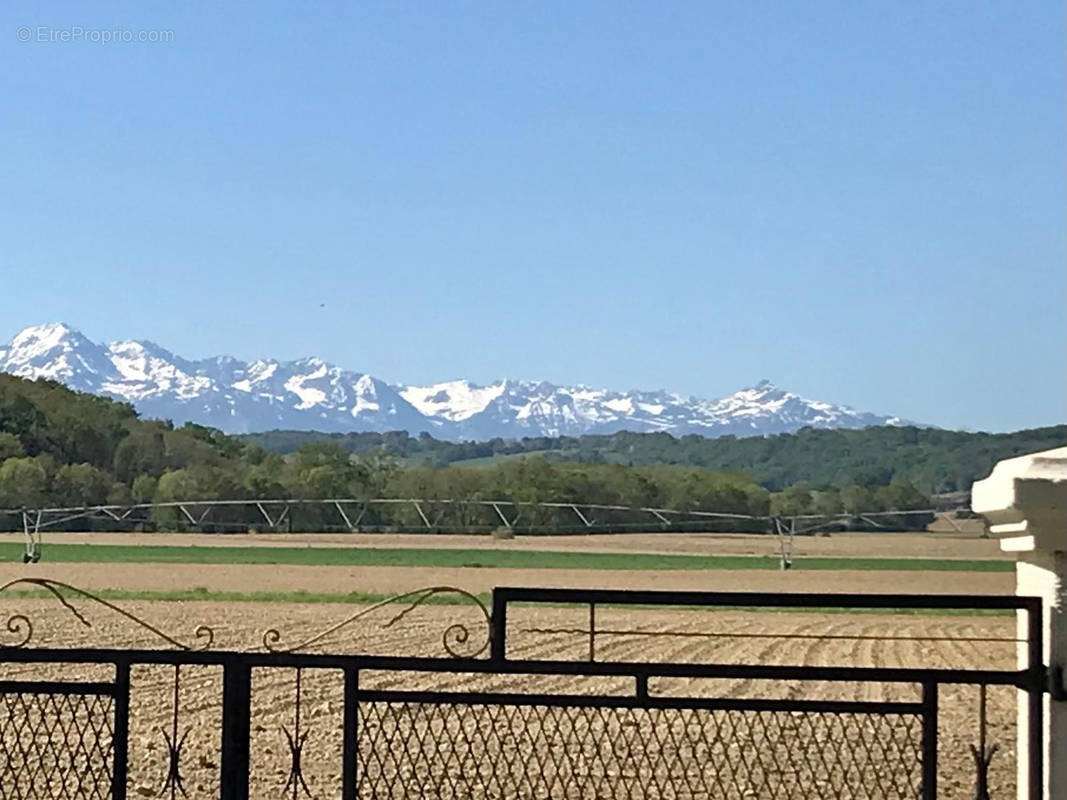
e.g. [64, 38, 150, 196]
[971, 446, 1067, 544]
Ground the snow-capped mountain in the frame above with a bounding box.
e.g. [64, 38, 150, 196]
[0, 324, 436, 435]
[0, 323, 910, 439]
[399, 378, 904, 439]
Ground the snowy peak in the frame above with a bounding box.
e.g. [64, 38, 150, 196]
[692, 380, 887, 433]
[0, 322, 119, 391]
[7, 322, 81, 355]
[104, 339, 210, 400]
[0, 324, 914, 439]
[400, 380, 507, 422]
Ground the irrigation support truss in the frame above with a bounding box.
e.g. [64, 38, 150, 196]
[0, 584, 1051, 800]
[2, 498, 940, 561]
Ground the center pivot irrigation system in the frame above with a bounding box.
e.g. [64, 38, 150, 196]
[3, 497, 940, 565]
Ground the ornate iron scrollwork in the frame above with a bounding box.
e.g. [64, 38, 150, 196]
[970, 743, 998, 800]
[262, 585, 490, 657]
[159, 665, 190, 799]
[0, 578, 214, 650]
[282, 668, 313, 799]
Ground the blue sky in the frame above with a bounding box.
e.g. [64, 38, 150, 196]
[1, 2, 1062, 433]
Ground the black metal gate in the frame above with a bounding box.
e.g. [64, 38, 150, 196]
[0, 585, 1049, 799]
[0, 676, 125, 799]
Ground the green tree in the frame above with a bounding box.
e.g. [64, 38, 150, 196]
[876, 478, 929, 511]
[179, 422, 245, 460]
[741, 483, 772, 516]
[841, 485, 877, 514]
[0, 391, 47, 450]
[107, 482, 134, 506]
[154, 469, 201, 503]
[151, 469, 199, 528]
[131, 474, 158, 504]
[812, 488, 844, 516]
[355, 449, 401, 497]
[770, 484, 814, 517]
[0, 432, 24, 461]
[0, 457, 49, 508]
[244, 452, 287, 497]
[52, 463, 112, 506]
[112, 428, 167, 483]
[287, 441, 368, 498]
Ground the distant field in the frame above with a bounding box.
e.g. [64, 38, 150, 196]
[0, 530, 1009, 557]
[0, 542, 1011, 572]
[0, 531, 1013, 603]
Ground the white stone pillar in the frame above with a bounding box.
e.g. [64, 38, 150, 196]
[973, 446, 1067, 800]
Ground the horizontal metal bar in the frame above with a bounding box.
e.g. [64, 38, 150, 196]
[520, 626, 1025, 644]
[356, 688, 924, 715]
[0, 680, 115, 696]
[494, 587, 1042, 612]
[786, 509, 939, 520]
[0, 649, 1041, 689]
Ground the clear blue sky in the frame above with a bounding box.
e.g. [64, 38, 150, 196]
[2, 2, 1063, 433]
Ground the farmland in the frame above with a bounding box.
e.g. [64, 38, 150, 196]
[0, 530, 1021, 798]
[0, 530, 1013, 599]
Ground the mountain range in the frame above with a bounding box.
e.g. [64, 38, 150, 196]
[0, 323, 911, 440]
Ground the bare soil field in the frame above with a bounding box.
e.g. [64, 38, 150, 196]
[2, 560, 1013, 596]
[0, 598, 1021, 799]
[0, 530, 1012, 560]
[0, 530, 1020, 798]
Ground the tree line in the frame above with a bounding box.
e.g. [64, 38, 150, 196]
[243, 423, 1067, 494]
[0, 374, 944, 531]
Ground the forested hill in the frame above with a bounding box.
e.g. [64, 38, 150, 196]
[241, 424, 1067, 494]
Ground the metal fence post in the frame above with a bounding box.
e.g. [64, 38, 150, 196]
[490, 589, 508, 661]
[342, 668, 360, 800]
[921, 681, 938, 800]
[112, 662, 130, 800]
[220, 661, 252, 800]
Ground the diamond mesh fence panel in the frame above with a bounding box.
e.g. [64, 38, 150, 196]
[358, 701, 923, 800]
[0, 691, 115, 800]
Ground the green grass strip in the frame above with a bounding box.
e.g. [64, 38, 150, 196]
[0, 542, 1012, 572]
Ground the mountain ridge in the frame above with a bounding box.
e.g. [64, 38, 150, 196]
[0, 323, 913, 440]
